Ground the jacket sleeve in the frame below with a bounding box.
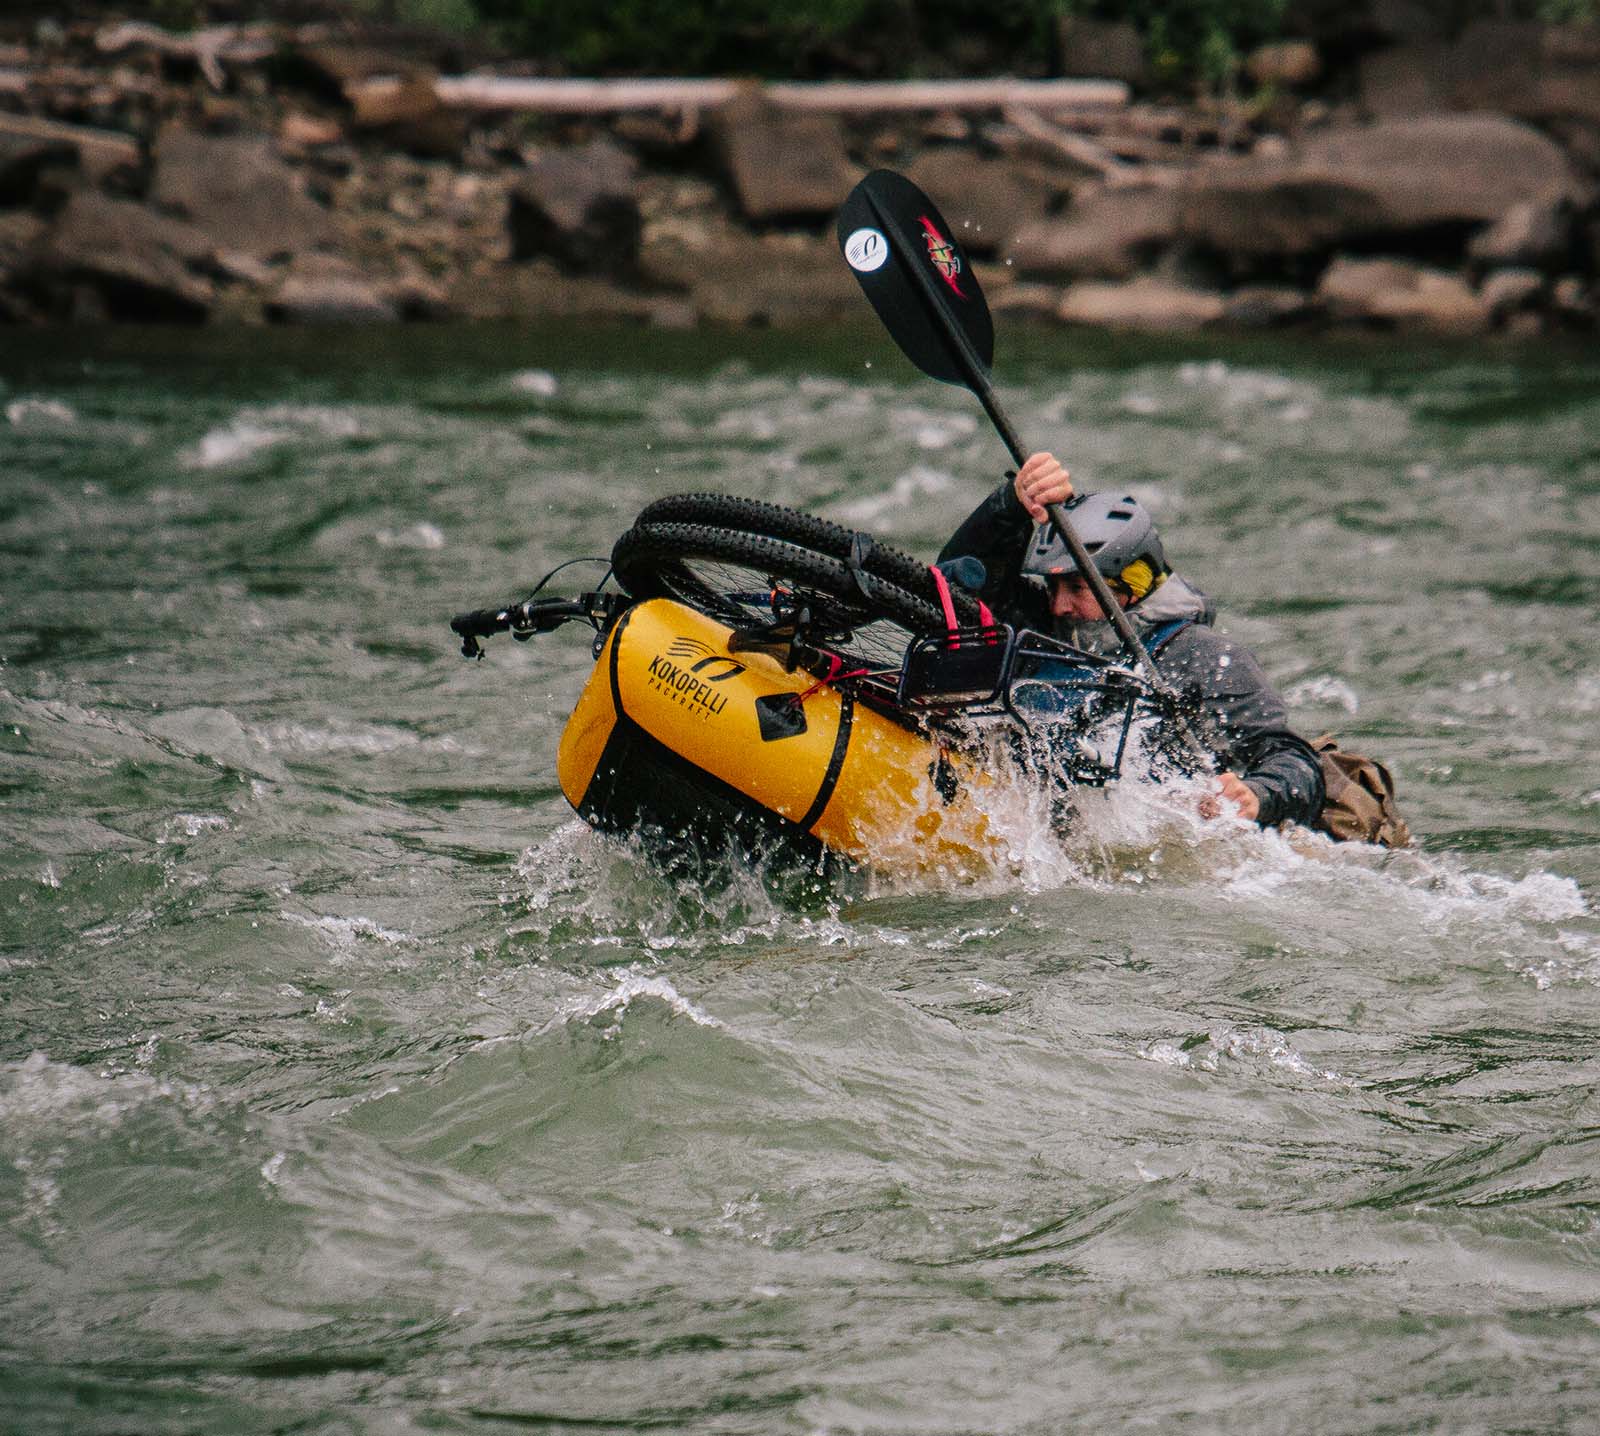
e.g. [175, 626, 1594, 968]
[1156, 628, 1325, 828]
[936, 479, 1050, 629]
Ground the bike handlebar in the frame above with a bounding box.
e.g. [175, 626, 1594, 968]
[451, 593, 621, 658]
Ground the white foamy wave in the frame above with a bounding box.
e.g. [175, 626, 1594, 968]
[158, 812, 231, 843]
[886, 404, 976, 452]
[182, 405, 363, 469]
[281, 911, 411, 950]
[509, 369, 559, 397]
[252, 719, 466, 757]
[1143, 1024, 1355, 1086]
[0, 1050, 206, 1131]
[553, 968, 725, 1036]
[508, 822, 890, 955]
[185, 419, 286, 469]
[829, 464, 958, 527]
[714, 408, 779, 441]
[1520, 931, 1600, 990]
[1283, 674, 1360, 714]
[0, 1051, 216, 1237]
[1408, 866, 1589, 925]
[6, 397, 78, 428]
[374, 522, 446, 550]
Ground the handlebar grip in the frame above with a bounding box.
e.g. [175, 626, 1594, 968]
[450, 608, 513, 639]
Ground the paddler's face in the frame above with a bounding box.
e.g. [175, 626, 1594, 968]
[1049, 573, 1131, 621]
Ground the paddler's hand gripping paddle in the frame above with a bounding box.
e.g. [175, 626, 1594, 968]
[836, 168, 1210, 765]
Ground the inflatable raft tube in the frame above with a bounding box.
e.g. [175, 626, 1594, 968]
[557, 598, 997, 876]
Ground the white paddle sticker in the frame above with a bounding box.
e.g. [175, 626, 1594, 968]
[844, 227, 889, 273]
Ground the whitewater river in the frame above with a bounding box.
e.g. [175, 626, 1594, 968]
[3, 323, 1598, 1434]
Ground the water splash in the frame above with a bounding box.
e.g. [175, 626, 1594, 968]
[550, 967, 726, 1036]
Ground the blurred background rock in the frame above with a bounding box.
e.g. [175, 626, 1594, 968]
[0, 0, 1595, 333]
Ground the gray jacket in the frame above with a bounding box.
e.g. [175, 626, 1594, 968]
[938, 480, 1325, 828]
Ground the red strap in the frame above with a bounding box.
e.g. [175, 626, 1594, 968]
[927, 564, 959, 634]
[977, 599, 994, 626]
[798, 652, 869, 702]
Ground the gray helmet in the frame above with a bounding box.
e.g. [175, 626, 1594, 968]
[1022, 490, 1167, 584]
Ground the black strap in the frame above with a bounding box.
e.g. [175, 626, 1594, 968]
[799, 692, 855, 831]
[845, 531, 876, 606]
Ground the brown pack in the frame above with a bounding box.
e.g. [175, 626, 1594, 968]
[1309, 734, 1411, 848]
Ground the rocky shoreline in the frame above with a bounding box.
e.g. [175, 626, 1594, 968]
[1, 13, 1596, 335]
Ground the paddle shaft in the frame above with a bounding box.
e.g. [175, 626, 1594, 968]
[861, 187, 1180, 701]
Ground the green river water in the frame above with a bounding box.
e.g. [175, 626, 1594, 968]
[2, 324, 1599, 1435]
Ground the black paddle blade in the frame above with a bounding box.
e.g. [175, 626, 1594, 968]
[836, 169, 994, 388]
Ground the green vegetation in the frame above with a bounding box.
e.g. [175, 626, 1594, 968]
[52, 0, 1599, 86]
[456, 0, 1293, 83]
[392, 0, 1596, 85]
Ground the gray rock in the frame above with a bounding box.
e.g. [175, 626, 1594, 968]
[903, 150, 1055, 257]
[1467, 199, 1573, 271]
[152, 129, 334, 259]
[1477, 268, 1544, 317]
[0, 131, 77, 207]
[1316, 256, 1488, 332]
[1551, 275, 1593, 322]
[1359, 42, 1451, 118]
[1362, 22, 1600, 127]
[1057, 277, 1224, 332]
[1451, 21, 1600, 128]
[508, 139, 641, 275]
[1223, 285, 1318, 327]
[1245, 42, 1321, 89]
[989, 282, 1064, 322]
[30, 192, 213, 322]
[1057, 18, 1145, 87]
[711, 90, 855, 225]
[1179, 114, 1584, 260]
[266, 272, 398, 324]
[1009, 184, 1181, 280]
[1371, 0, 1451, 41]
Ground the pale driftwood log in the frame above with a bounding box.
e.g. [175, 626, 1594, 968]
[94, 21, 276, 90]
[0, 111, 142, 167]
[1001, 107, 1193, 189]
[434, 76, 1129, 114]
[1002, 105, 1131, 180]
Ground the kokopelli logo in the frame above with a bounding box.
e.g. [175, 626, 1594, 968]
[665, 637, 747, 682]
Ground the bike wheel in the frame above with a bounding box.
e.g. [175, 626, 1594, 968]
[610, 521, 955, 671]
[630, 493, 974, 615]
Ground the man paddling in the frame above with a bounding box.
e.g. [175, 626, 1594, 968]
[939, 452, 1324, 829]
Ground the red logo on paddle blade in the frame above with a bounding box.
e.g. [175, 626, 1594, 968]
[918, 215, 965, 297]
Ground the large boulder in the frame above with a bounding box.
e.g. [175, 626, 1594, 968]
[151, 129, 334, 260]
[1450, 21, 1600, 128]
[1056, 18, 1145, 87]
[1057, 276, 1224, 332]
[1245, 42, 1321, 89]
[1478, 267, 1544, 319]
[903, 149, 1057, 257]
[0, 131, 77, 207]
[1316, 256, 1488, 332]
[1179, 114, 1585, 260]
[508, 139, 641, 275]
[1009, 183, 1182, 280]
[1362, 21, 1600, 127]
[29, 192, 213, 321]
[711, 89, 855, 225]
[1466, 198, 1575, 271]
[267, 269, 398, 324]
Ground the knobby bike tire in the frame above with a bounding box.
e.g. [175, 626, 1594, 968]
[609, 522, 954, 668]
[629, 493, 980, 624]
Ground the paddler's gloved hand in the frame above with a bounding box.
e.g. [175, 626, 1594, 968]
[934, 556, 988, 594]
[1013, 451, 1075, 522]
